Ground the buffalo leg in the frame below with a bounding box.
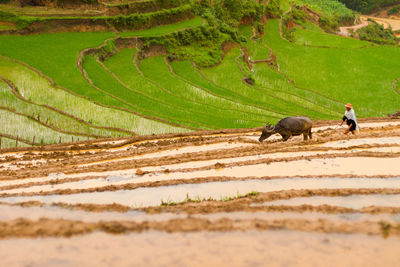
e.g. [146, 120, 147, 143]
[282, 133, 291, 141]
[303, 132, 308, 141]
[308, 129, 312, 140]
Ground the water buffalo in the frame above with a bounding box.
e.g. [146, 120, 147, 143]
[259, 116, 312, 142]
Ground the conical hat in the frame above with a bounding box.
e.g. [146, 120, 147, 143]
[345, 103, 353, 108]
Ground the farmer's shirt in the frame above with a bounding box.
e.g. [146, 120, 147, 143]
[343, 109, 359, 132]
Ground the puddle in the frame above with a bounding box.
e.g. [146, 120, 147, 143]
[254, 194, 400, 210]
[0, 230, 399, 266]
[0, 159, 46, 171]
[2, 156, 400, 193]
[133, 141, 253, 159]
[322, 137, 400, 148]
[72, 157, 400, 183]
[103, 132, 258, 152]
[1, 203, 398, 224]
[0, 176, 135, 195]
[79, 141, 253, 167]
[0, 204, 185, 223]
[196, 211, 400, 223]
[93, 139, 127, 146]
[2, 178, 400, 207]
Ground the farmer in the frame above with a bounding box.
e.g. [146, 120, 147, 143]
[340, 103, 359, 135]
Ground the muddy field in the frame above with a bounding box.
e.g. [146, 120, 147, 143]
[1, 118, 400, 265]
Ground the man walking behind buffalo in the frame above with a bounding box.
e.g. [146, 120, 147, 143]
[340, 103, 359, 135]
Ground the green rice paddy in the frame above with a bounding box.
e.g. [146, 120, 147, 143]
[263, 19, 400, 117]
[0, 1, 399, 147]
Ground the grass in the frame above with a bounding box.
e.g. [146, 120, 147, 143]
[262, 19, 400, 117]
[0, 56, 187, 136]
[119, 17, 203, 37]
[220, 191, 259, 201]
[160, 191, 259, 206]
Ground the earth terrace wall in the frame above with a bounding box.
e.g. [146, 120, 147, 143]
[0, 4, 195, 34]
[104, 0, 192, 16]
[16, 0, 100, 9]
[79, 20, 220, 69]
[15, 0, 192, 14]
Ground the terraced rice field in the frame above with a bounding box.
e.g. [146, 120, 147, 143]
[0, 10, 399, 146]
[1, 118, 400, 265]
[1, 0, 399, 264]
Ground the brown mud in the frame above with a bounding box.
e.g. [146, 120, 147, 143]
[0, 216, 398, 239]
[1, 120, 399, 181]
[0, 119, 400, 242]
[1, 230, 400, 266]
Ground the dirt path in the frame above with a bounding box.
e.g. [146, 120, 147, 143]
[362, 16, 400, 31]
[339, 16, 400, 36]
[339, 18, 369, 36]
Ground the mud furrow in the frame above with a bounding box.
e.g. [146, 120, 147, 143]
[0, 217, 398, 239]
[1, 124, 400, 180]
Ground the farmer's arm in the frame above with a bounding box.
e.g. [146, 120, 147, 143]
[340, 116, 346, 126]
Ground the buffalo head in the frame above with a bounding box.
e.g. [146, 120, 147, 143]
[259, 123, 275, 142]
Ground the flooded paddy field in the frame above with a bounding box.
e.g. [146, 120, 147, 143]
[1, 118, 400, 265]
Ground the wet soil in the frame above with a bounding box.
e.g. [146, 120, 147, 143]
[1, 231, 399, 267]
[0, 118, 400, 264]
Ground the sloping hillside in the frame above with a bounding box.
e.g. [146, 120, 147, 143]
[0, 0, 399, 148]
